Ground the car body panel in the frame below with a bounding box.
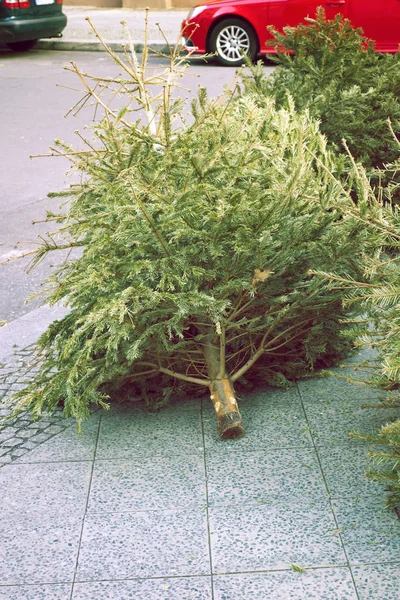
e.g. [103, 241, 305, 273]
[347, 0, 400, 51]
[181, 0, 400, 56]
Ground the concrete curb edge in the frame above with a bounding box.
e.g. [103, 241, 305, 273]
[36, 39, 172, 52]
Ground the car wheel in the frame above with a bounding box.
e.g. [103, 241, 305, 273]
[7, 39, 37, 52]
[209, 19, 257, 66]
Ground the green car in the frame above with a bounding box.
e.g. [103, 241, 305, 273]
[0, 0, 66, 51]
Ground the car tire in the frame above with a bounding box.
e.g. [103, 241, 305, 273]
[7, 39, 37, 52]
[209, 19, 258, 66]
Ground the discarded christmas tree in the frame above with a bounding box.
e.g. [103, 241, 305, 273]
[240, 8, 400, 178]
[313, 154, 400, 509]
[4, 20, 379, 438]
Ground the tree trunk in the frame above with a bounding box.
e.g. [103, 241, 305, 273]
[197, 322, 245, 439]
[209, 377, 245, 439]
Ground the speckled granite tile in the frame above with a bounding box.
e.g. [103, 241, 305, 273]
[72, 577, 212, 599]
[13, 414, 100, 463]
[0, 453, 12, 463]
[0, 461, 92, 518]
[87, 454, 206, 513]
[0, 583, 72, 599]
[346, 346, 378, 362]
[352, 563, 400, 599]
[203, 388, 311, 452]
[332, 497, 400, 564]
[298, 378, 398, 447]
[206, 448, 327, 506]
[318, 349, 379, 382]
[76, 509, 210, 580]
[318, 446, 385, 499]
[297, 375, 383, 406]
[213, 568, 358, 599]
[0, 514, 82, 585]
[101, 395, 202, 416]
[209, 501, 346, 573]
[96, 410, 204, 459]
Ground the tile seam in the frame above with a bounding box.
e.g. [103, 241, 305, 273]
[295, 380, 362, 600]
[70, 412, 102, 600]
[201, 397, 215, 600]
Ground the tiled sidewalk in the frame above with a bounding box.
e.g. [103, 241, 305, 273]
[0, 350, 399, 599]
[0, 349, 73, 465]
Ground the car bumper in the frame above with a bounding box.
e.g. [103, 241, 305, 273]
[181, 17, 207, 54]
[181, 36, 200, 54]
[0, 13, 67, 43]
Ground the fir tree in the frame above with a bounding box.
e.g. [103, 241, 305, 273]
[313, 154, 400, 509]
[240, 8, 400, 186]
[2, 20, 382, 438]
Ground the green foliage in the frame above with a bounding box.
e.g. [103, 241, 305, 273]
[291, 564, 306, 573]
[239, 13, 400, 491]
[2, 25, 384, 427]
[241, 8, 400, 175]
[351, 420, 400, 511]
[314, 157, 400, 508]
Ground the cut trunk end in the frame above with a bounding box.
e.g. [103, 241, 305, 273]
[210, 378, 245, 439]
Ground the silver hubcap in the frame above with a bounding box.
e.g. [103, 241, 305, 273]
[216, 25, 251, 62]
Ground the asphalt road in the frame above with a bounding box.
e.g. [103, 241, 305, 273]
[0, 49, 273, 324]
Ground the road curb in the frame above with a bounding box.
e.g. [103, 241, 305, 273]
[36, 39, 172, 53]
[0, 304, 67, 362]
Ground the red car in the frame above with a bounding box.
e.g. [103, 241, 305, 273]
[181, 0, 400, 66]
